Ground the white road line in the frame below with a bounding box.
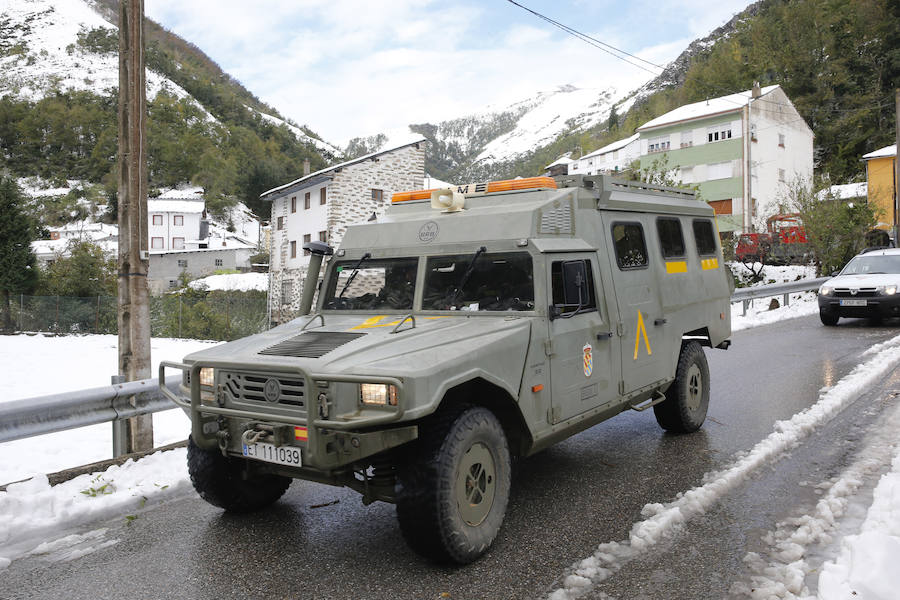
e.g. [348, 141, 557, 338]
[546, 333, 900, 600]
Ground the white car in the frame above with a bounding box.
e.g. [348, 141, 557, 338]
[818, 248, 900, 326]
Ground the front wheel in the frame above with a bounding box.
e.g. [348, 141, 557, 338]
[396, 406, 511, 564]
[187, 436, 291, 513]
[654, 341, 710, 433]
[820, 311, 839, 326]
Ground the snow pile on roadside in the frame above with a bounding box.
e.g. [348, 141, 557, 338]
[189, 272, 268, 292]
[729, 263, 821, 332]
[0, 448, 191, 569]
[547, 333, 900, 600]
[817, 440, 900, 599]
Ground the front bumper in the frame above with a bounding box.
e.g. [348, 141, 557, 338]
[818, 293, 900, 319]
[159, 360, 417, 471]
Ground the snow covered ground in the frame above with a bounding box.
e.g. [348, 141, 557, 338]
[2, 266, 898, 597]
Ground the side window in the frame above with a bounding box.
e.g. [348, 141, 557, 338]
[657, 217, 685, 259]
[693, 219, 718, 256]
[551, 259, 596, 318]
[612, 223, 648, 269]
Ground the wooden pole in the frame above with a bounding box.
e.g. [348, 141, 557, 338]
[117, 0, 153, 453]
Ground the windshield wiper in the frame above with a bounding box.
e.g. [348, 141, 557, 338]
[338, 252, 372, 298]
[448, 246, 486, 307]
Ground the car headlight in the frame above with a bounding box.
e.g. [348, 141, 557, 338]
[199, 367, 215, 387]
[883, 285, 897, 296]
[819, 286, 833, 296]
[360, 383, 399, 406]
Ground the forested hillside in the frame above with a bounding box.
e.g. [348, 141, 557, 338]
[0, 0, 335, 218]
[503, 0, 899, 184]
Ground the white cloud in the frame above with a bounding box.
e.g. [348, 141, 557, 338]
[145, 0, 754, 145]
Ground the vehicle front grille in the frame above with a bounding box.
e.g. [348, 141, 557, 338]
[220, 372, 305, 407]
[259, 331, 365, 358]
[833, 288, 878, 298]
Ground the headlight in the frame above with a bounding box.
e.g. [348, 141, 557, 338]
[199, 367, 215, 387]
[360, 383, 399, 406]
[883, 285, 897, 295]
[819, 286, 833, 296]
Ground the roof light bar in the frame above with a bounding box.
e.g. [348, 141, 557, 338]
[391, 176, 557, 204]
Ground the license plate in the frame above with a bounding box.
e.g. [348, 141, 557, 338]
[242, 442, 302, 467]
[840, 299, 867, 307]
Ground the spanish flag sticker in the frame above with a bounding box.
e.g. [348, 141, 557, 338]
[294, 426, 308, 441]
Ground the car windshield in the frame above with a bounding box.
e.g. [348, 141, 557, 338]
[423, 251, 534, 311]
[840, 254, 900, 275]
[322, 257, 418, 310]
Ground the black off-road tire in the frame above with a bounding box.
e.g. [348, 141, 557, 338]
[396, 405, 511, 564]
[820, 311, 839, 326]
[187, 436, 291, 513]
[654, 341, 710, 433]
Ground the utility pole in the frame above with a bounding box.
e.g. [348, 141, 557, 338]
[894, 88, 899, 245]
[117, 0, 153, 453]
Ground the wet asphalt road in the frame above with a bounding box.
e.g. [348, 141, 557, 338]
[3, 315, 900, 600]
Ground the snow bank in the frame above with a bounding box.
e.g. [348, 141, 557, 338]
[547, 333, 900, 599]
[189, 272, 268, 292]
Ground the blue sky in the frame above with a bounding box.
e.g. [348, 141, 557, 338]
[144, 0, 752, 146]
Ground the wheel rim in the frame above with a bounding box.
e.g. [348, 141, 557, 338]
[455, 442, 497, 526]
[685, 363, 703, 412]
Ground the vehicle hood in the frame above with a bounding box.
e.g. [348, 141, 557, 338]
[181, 313, 533, 378]
[824, 273, 900, 289]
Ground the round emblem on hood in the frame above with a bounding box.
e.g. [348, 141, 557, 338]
[418, 221, 439, 243]
[263, 378, 281, 402]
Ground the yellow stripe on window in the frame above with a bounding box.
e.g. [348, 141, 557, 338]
[665, 261, 687, 274]
[701, 258, 719, 270]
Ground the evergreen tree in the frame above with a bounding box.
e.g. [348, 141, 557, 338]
[0, 177, 38, 330]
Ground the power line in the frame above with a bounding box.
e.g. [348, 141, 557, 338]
[504, 0, 664, 76]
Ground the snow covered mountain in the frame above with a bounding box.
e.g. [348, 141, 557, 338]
[0, 0, 338, 154]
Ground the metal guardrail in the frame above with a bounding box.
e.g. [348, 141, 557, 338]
[0, 378, 180, 444]
[731, 277, 827, 316]
[0, 277, 829, 449]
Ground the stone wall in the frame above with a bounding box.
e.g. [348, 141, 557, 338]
[268, 142, 426, 323]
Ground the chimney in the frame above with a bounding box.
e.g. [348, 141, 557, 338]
[303, 159, 310, 176]
[752, 81, 761, 99]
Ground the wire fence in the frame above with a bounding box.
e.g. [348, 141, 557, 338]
[10, 292, 270, 340]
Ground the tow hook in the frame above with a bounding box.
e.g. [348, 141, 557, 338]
[241, 423, 294, 446]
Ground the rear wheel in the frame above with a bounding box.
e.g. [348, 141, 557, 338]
[187, 436, 291, 512]
[396, 406, 511, 564]
[820, 311, 839, 326]
[654, 341, 709, 433]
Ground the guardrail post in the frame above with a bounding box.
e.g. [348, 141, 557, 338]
[783, 293, 790, 308]
[111, 375, 127, 457]
[742, 299, 750, 316]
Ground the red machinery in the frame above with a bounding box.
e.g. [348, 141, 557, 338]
[735, 213, 808, 265]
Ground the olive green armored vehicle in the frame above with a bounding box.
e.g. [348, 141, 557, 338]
[161, 174, 732, 564]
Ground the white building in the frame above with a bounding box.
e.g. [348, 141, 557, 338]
[569, 133, 641, 176]
[636, 84, 814, 234]
[148, 189, 205, 251]
[261, 139, 427, 322]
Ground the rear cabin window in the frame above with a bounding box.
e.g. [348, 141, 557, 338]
[656, 217, 685, 258]
[423, 251, 534, 311]
[612, 223, 649, 269]
[551, 260, 597, 317]
[693, 219, 718, 256]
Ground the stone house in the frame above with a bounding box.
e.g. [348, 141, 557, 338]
[261, 139, 427, 322]
[636, 84, 814, 235]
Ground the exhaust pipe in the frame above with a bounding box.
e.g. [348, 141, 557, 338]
[299, 241, 334, 316]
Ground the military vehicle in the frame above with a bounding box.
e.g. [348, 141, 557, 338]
[160, 174, 732, 564]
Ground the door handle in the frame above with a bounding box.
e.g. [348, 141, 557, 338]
[654, 318, 667, 326]
[596, 331, 613, 340]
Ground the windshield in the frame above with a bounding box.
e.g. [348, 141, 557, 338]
[323, 257, 418, 310]
[423, 251, 534, 311]
[840, 254, 900, 275]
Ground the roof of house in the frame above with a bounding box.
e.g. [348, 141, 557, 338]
[862, 144, 897, 160]
[816, 182, 868, 201]
[545, 154, 574, 169]
[638, 85, 781, 132]
[580, 133, 640, 160]
[260, 138, 427, 200]
[147, 198, 205, 214]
